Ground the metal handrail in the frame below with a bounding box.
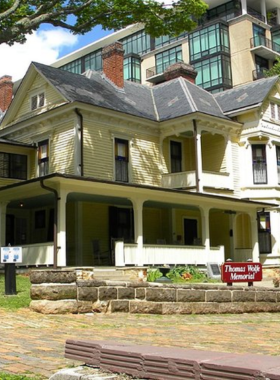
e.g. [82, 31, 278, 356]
[250, 36, 280, 53]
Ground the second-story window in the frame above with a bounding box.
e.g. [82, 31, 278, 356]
[31, 93, 45, 111]
[252, 145, 267, 184]
[115, 138, 129, 182]
[38, 140, 49, 176]
[276, 146, 280, 184]
[170, 141, 182, 173]
[0, 153, 27, 180]
[270, 102, 280, 120]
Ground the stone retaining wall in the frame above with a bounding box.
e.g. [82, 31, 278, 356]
[29, 269, 280, 314]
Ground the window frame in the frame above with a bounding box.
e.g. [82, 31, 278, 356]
[38, 139, 49, 177]
[30, 92, 45, 111]
[257, 211, 271, 254]
[0, 152, 27, 180]
[251, 144, 267, 184]
[114, 138, 129, 183]
[170, 140, 183, 173]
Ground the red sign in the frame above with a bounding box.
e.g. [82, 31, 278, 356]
[221, 262, 262, 283]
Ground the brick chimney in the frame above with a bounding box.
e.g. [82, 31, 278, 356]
[102, 42, 124, 88]
[0, 75, 13, 112]
[164, 63, 197, 84]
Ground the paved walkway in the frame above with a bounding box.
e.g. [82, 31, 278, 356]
[1, 306, 280, 379]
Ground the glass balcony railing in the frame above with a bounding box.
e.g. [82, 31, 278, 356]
[146, 60, 183, 79]
[252, 69, 267, 81]
[250, 36, 280, 53]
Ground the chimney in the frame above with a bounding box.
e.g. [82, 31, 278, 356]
[0, 75, 13, 112]
[163, 63, 197, 84]
[102, 42, 124, 88]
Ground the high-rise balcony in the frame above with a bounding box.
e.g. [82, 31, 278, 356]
[250, 36, 280, 60]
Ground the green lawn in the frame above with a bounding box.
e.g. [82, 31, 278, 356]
[0, 274, 31, 310]
[0, 374, 42, 380]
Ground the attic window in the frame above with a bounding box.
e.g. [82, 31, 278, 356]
[31, 92, 45, 111]
[270, 102, 280, 120]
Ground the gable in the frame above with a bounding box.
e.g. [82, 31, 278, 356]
[1, 68, 68, 129]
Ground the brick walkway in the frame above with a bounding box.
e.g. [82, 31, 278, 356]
[1, 308, 280, 379]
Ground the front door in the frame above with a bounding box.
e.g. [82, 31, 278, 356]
[184, 218, 198, 245]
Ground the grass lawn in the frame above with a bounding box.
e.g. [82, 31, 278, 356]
[0, 273, 31, 310]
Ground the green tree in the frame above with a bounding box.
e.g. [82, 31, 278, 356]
[0, 0, 208, 46]
[265, 57, 280, 77]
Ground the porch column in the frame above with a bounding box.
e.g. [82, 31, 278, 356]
[131, 198, 144, 266]
[57, 189, 68, 267]
[225, 136, 234, 188]
[200, 206, 210, 252]
[194, 122, 203, 192]
[249, 211, 259, 262]
[0, 202, 8, 247]
[241, 0, 247, 15]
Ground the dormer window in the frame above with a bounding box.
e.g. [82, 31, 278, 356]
[270, 102, 280, 120]
[31, 92, 45, 111]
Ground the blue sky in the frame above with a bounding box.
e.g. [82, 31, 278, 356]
[0, 24, 114, 81]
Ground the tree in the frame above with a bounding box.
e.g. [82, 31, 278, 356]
[264, 57, 280, 77]
[0, 0, 208, 46]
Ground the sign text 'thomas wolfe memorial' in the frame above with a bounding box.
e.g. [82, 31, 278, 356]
[221, 262, 262, 283]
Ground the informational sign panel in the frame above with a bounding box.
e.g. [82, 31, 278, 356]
[1, 247, 22, 264]
[207, 262, 221, 280]
[221, 262, 262, 283]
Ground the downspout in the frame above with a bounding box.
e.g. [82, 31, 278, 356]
[193, 119, 200, 192]
[74, 108, 84, 176]
[40, 180, 59, 269]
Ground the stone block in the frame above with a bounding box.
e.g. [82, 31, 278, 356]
[77, 301, 93, 314]
[130, 301, 163, 314]
[30, 270, 76, 284]
[77, 287, 98, 302]
[256, 291, 277, 303]
[30, 300, 78, 314]
[243, 302, 280, 313]
[191, 302, 220, 314]
[206, 290, 231, 303]
[99, 287, 118, 301]
[77, 280, 106, 287]
[30, 284, 77, 300]
[218, 302, 246, 314]
[111, 300, 130, 312]
[118, 287, 135, 299]
[146, 288, 176, 302]
[162, 302, 192, 315]
[177, 289, 205, 302]
[136, 288, 146, 300]
[232, 291, 256, 302]
[92, 300, 111, 313]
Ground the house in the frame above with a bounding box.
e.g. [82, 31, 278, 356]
[0, 41, 279, 268]
[52, 0, 280, 93]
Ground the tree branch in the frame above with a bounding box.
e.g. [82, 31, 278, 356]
[0, 0, 23, 21]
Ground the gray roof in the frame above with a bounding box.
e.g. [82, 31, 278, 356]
[32, 62, 229, 123]
[214, 76, 279, 114]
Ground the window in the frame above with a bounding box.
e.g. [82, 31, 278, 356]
[276, 146, 280, 184]
[115, 138, 129, 182]
[252, 145, 267, 184]
[189, 23, 230, 62]
[38, 140, 49, 176]
[252, 24, 266, 48]
[155, 31, 188, 49]
[31, 93, 45, 111]
[206, 0, 241, 22]
[155, 46, 182, 75]
[170, 141, 182, 173]
[254, 55, 269, 79]
[84, 50, 103, 72]
[257, 212, 271, 253]
[194, 55, 232, 92]
[0, 153, 27, 180]
[270, 102, 280, 120]
[121, 31, 151, 55]
[124, 55, 141, 83]
[60, 59, 82, 74]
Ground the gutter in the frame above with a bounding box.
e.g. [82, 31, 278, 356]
[75, 108, 84, 176]
[39, 179, 59, 269]
[193, 119, 200, 192]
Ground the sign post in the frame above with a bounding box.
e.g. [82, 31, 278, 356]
[221, 261, 262, 286]
[1, 246, 22, 295]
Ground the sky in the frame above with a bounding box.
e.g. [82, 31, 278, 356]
[0, 25, 113, 81]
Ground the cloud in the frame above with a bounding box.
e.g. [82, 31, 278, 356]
[0, 28, 79, 81]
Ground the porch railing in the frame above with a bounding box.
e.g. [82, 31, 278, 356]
[161, 170, 232, 190]
[115, 242, 224, 266]
[20, 243, 54, 266]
